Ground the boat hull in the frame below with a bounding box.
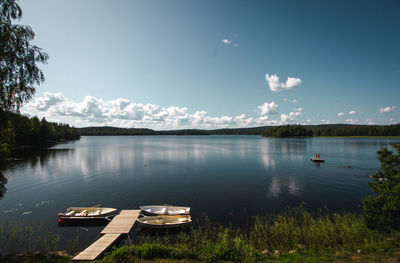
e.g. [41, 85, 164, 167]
[58, 207, 118, 220]
[310, 158, 324, 162]
[140, 205, 190, 216]
[136, 215, 192, 229]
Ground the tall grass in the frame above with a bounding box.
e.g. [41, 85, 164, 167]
[105, 208, 399, 263]
[248, 208, 388, 252]
[0, 223, 80, 256]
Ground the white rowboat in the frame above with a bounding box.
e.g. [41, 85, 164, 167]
[58, 207, 118, 220]
[140, 205, 190, 216]
[136, 215, 192, 228]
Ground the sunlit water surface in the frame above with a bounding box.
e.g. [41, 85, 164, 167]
[1, 136, 399, 249]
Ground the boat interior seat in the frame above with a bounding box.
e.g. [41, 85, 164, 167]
[76, 210, 87, 216]
[65, 210, 75, 216]
[88, 210, 101, 216]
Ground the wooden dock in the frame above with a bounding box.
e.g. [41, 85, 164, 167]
[73, 210, 140, 261]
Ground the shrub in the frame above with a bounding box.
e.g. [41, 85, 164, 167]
[363, 145, 400, 231]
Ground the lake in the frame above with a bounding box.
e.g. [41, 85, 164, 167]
[1, 135, 399, 249]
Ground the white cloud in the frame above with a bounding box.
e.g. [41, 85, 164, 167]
[256, 102, 278, 115]
[283, 98, 288, 102]
[388, 118, 394, 124]
[21, 93, 283, 129]
[380, 106, 396, 113]
[348, 110, 357, 115]
[346, 118, 359, 124]
[337, 112, 344, 116]
[221, 39, 231, 44]
[321, 119, 331, 124]
[29, 92, 66, 111]
[289, 107, 303, 117]
[265, 73, 302, 92]
[280, 114, 293, 123]
[291, 99, 297, 103]
[307, 119, 311, 122]
[364, 119, 375, 125]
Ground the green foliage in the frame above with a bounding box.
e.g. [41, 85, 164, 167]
[78, 126, 269, 136]
[103, 245, 133, 260]
[105, 208, 398, 263]
[263, 124, 313, 137]
[0, 111, 80, 147]
[248, 208, 388, 253]
[263, 124, 400, 137]
[0, 223, 59, 255]
[0, 111, 80, 176]
[363, 145, 400, 231]
[79, 124, 400, 137]
[0, 0, 49, 112]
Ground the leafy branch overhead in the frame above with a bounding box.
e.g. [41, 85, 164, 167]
[0, 0, 48, 112]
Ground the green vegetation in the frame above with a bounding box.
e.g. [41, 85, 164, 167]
[363, 144, 400, 231]
[0, 0, 48, 112]
[79, 124, 400, 137]
[263, 124, 313, 137]
[100, 209, 399, 263]
[0, 223, 80, 256]
[0, 0, 79, 170]
[0, 111, 80, 169]
[78, 126, 268, 136]
[263, 124, 400, 137]
[1, 209, 399, 262]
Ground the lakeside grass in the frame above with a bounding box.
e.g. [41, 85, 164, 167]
[1, 209, 399, 262]
[101, 209, 400, 263]
[0, 222, 80, 256]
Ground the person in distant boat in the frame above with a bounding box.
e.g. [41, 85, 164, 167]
[345, 164, 350, 168]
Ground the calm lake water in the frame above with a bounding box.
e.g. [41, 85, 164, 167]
[1, 135, 399, 249]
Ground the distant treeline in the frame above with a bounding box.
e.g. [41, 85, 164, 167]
[78, 126, 268, 136]
[0, 111, 80, 166]
[263, 124, 400, 137]
[79, 124, 400, 137]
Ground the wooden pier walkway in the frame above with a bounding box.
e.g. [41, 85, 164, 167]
[73, 210, 140, 261]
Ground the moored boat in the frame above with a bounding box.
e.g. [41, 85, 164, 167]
[140, 205, 190, 216]
[310, 157, 324, 162]
[136, 215, 192, 228]
[58, 207, 118, 220]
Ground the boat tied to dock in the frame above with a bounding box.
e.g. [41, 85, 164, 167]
[58, 207, 118, 221]
[140, 205, 190, 216]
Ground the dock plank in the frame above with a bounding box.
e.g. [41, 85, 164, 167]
[73, 210, 140, 261]
[101, 210, 140, 234]
[72, 234, 120, 261]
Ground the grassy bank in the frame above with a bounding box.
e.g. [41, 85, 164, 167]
[1, 209, 399, 262]
[100, 209, 399, 263]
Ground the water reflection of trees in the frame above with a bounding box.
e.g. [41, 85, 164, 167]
[0, 148, 72, 200]
[0, 172, 6, 199]
[13, 147, 72, 167]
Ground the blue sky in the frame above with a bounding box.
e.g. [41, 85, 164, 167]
[19, 0, 399, 129]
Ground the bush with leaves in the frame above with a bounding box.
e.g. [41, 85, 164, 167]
[363, 144, 400, 231]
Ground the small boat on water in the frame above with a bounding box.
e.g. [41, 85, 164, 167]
[140, 205, 190, 216]
[136, 215, 192, 228]
[310, 157, 324, 162]
[58, 207, 118, 220]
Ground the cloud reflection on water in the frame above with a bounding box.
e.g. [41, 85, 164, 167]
[267, 176, 303, 198]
